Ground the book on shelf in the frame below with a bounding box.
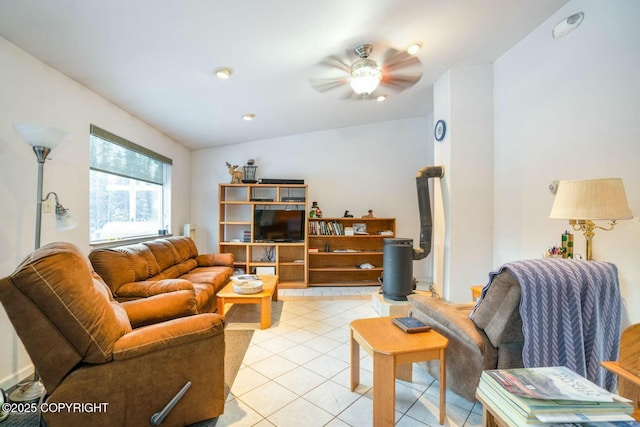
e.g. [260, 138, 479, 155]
[309, 220, 346, 236]
[391, 316, 432, 333]
[477, 366, 634, 426]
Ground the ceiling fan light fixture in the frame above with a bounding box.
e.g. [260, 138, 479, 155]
[350, 58, 381, 96]
[242, 113, 255, 121]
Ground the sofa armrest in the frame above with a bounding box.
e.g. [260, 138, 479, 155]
[408, 295, 489, 356]
[121, 290, 198, 328]
[196, 253, 234, 267]
[112, 313, 224, 361]
[116, 279, 194, 298]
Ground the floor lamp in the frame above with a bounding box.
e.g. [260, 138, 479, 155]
[549, 178, 633, 261]
[10, 124, 76, 402]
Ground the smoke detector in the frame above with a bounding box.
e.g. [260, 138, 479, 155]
[552, 12, 584, 39]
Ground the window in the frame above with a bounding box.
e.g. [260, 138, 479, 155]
[89, 125, 172, 243]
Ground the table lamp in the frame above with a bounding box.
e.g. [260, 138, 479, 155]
[549, 178, 633, 260]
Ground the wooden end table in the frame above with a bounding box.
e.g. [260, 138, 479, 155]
[471, 285, 483, 301]
[475, 391, 509, 427]
[350, 316, 449, 426]
[216, 275, 278, 329]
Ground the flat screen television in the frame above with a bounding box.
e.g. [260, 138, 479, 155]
[254, 209, 305, 242]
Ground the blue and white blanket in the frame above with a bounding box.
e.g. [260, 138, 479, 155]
[476, 259, 621, 391]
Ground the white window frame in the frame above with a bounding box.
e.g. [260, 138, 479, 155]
[89, 125, 172, 245]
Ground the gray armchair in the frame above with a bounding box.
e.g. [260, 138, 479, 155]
[408, 258, 621, 401]
[408, 268, 523, 401]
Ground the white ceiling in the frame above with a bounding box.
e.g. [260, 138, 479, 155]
[0, 0, 568, 150]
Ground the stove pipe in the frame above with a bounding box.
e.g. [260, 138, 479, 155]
[382, 166, 444, 300]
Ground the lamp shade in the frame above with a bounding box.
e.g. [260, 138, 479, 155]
[549, 178, 633, 220]
[14, 123, 69, 150]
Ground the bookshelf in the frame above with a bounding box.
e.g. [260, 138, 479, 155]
[306, 217, 395, 286]
[218, 183, 308, 288]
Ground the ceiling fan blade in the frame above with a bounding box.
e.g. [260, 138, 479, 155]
[341, 88, 363, 100]
[309, 77, 349, 93]
[380, 74, 422, 91]
[317, 53, 352, 72]
[379, 46, 421, 72]
[383, 55, 420, 72]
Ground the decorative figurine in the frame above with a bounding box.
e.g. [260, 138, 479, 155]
[226, 161, 243, 184]
[309, 201, 322, 218]
[343, 210, 354, 218]
[362, 209, 374, 218]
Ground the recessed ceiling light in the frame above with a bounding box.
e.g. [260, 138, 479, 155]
[215, 67, 233, 79]
[406, 42, 423, 55]
[376, 95, 387, 102]
[242, 114, 255, 121]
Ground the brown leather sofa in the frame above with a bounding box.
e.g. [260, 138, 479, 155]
[89, 236, 233, 313]
[0, 242, 226, 426]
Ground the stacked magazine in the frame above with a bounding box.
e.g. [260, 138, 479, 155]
[477, 366, 636, 426]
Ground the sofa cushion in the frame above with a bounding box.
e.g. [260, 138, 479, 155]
[89, 244, 160, 293]
[177, 259, 198, 275]
[144, 239, 181, 271]
[180, 266, 233, 291]
[469, 269, 521, 347]
[197, 253, 234, 267]
[9, 242, 131, 363]
[168, 236, 199, 261]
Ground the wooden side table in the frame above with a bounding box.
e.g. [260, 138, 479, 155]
[350, 317, 449, 426]
[471, 285, 484, 301]
[216, 275, 278, 329]
[475, 391, 510, 427]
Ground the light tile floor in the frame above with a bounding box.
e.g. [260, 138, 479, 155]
[216, 286, 483, 426]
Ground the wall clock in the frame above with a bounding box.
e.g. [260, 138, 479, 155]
[434, 120, 446, 142]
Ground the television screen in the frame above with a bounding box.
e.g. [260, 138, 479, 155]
[254, 209, 305, 242]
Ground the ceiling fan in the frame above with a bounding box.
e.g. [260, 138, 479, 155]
[310, 43, 422, 99]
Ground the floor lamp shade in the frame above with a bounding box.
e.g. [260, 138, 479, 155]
[14, 123, 69, 151]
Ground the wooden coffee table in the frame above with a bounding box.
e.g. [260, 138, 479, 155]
[350, 316, 449, 426]
[216, 275, 278, 329]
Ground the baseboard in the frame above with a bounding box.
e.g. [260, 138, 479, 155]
[0, 365, 33, 391]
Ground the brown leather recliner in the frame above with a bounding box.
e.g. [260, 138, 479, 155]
[0, 242, 226, 427]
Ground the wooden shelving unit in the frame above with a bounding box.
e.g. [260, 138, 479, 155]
[218, 183, 308, 288]
[306, 217, 396, 286]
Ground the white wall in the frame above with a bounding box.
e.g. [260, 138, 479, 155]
[191, 116, 436, 283]
[433, 65, 494, 302]
[493, 0, 640, 327]
[0, 37, 193, 388]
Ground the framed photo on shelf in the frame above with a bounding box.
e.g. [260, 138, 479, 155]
[352, 223, 368, 235]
